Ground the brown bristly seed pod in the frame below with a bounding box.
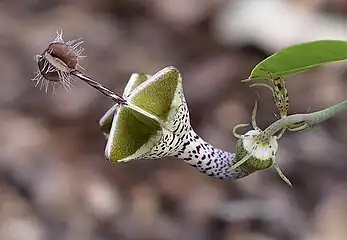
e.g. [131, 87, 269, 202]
[32, 30, 139, 111]
[32, 29, 86, 92]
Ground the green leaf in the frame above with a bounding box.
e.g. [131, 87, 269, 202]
[100, 73, 152, 136]
[123, 73, 152, 98]
[249, 40, 347, 79]
[99, 104, 118, 136]
[105, 106, 160, 162]
[128, 66, 181, 121]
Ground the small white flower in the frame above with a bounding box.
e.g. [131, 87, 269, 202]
[229, 102, 292, 187]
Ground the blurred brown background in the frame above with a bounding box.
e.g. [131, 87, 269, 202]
[1, 0, 347, 240]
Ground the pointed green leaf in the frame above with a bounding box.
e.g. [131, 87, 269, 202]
[105, 106, 160, 162]
[249, 40, 347, 79]
[99, 104, 118, 136]
[128, 66, 181, 121]
[100, 73, 152, 136]
[123, 73, 152, 98]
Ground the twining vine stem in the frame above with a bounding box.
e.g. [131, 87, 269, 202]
[262, 99, 347, 138]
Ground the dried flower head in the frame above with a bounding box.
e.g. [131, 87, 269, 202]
[32, 29, 85, 92]
[32, 30, 163, 125]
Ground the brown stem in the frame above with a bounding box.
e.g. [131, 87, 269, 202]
[71, 70, 127, 105]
